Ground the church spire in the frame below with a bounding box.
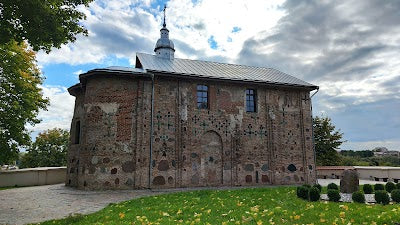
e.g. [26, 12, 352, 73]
[154, 4, 175, 59]
[163, 4, 166, 28]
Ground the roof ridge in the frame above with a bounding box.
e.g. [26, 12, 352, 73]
[136, 52, 276, 70]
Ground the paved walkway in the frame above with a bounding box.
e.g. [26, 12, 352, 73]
[0, 179, 389, 225]
[0, 184, 172, 225]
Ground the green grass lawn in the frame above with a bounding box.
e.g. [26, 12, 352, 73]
[38, 187, 400, 225]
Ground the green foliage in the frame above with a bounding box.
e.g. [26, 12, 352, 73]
[363, 184, 373, 194]
[19, 128, 69, 168]
[327, 189, 341, 202]
[340, 155, 400, 167]
[296, 186, 309, 200]
[0, 0, 93, 52]
[391, 189, 400, 203]
[327, 183, 338, 190]
[374, 184, 384, 191]
[313, 116, 345, 166]
[309, 187, 320, 201]
[352, 191, 365, 203]
[340, 150, 374, 158]
[313, 184, 322, 193]
[385, 182, 396, 193]
[0, 41, 49, 164]
[374, 190, 390, 205]
[396, 183, 400, 190]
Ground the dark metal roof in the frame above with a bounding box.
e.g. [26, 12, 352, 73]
[136, 53, 318, 89]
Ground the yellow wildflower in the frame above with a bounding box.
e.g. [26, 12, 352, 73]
[119, 212, 125, 219]
[294, 215, 300, 220]
[339, 211, 345, 218]
[257, 220, 263, 225]
[320, 218, 326, 223]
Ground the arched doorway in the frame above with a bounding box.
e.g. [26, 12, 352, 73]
[200, 131, 223, 186]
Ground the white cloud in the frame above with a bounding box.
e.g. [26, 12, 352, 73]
[27, 85, 75, 136]
[35, 0, 400, 150]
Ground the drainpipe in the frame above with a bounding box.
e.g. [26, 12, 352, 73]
[310, 87, 319, 184]
[148, 73, 155, 189]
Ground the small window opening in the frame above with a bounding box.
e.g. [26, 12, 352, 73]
[246, 89, 257, 112]
[74, 121, 81, 144]
[197, 85, 208, 109]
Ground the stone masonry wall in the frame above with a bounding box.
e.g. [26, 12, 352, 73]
[66, 74, 316, 190]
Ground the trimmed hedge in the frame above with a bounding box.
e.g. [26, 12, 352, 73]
[352, 191, 365, 203]
[363, 184, 373, 194]
[327, 183, 339, 190]
[327, 189, 341, 202]
[296, 186, 309, 200]
[396, 183, 400, 190]
[309, 187, 320, 201]
[313, 184, 322, 193]
[375, 190, 390, 205]
[385, 182, 396, 193]
[391, 189, 400, 203]
[374, 184, 384, 191]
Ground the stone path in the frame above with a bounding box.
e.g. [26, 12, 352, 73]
[0, 184, 173, 225]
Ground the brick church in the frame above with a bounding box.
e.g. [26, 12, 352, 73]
[66, 15, 319, 190]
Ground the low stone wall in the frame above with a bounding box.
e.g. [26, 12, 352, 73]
[317, 166, 400, 183]
[354, 166, 400, 182]
[0, 167, 66, 187]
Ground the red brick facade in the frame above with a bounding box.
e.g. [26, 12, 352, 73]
[67, 74, 317, 190]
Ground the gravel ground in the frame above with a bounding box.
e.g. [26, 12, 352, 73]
[320, 193, 380, 203]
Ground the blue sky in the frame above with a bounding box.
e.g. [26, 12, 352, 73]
[34, 0, 400, 150]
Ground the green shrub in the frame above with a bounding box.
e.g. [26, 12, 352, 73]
[374, 184, 384, 191]
[309, 187, 320, 201]
[396, 183, 400, 190]
[363, 184, 373, 194]
[375, 190, 390, 205]
[391, 189, 400, 203]
[327, 189, 341, 202]
[303, 184, 311, 189]
[296, 186, 309, 200]
[313, 184, 322, 193]
[352, 191, 365, 203]
[385, 182, 396, 193]
[327, 183, 339, 190]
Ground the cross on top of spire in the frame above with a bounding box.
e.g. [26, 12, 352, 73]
[163, 4, 167, 27]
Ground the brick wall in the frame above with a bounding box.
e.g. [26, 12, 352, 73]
[66, 74, 316, 190]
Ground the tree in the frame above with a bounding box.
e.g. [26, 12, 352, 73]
[20, 128, 69, 168]
[0, 41, 49, 164]
[0, 0, 93, 52]
[313, 116, 345, 166]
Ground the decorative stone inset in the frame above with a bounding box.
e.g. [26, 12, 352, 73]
[115, 178, 119, 185]
[244, 164, 254, 171]
[103, 158, 110, 163]
[261, 175, 269, 183]
[122, 161, 135, 173]
[245, 175, 252, 183]
[152, 176, 165, 185]
[261, 164, 268, 171]
[191, 153, 198, 158]
[287, 164, 297, 172]
[340, 169, 359, 193]
[158, 160, 169, 171]
[111, 168, 117, 174]
[168, 176, 173, 184]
